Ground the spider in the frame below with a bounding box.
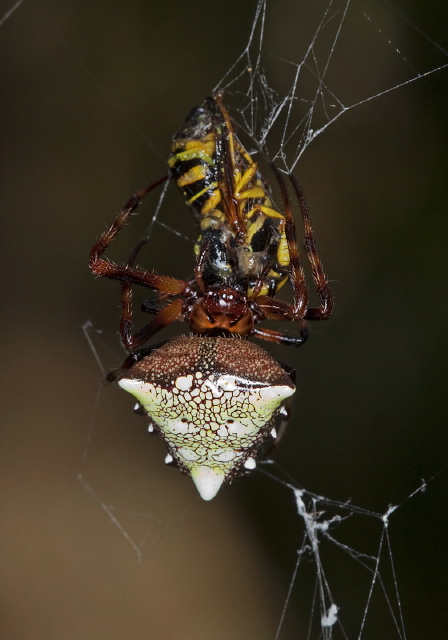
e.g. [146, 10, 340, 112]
[89, 93, 332, 500]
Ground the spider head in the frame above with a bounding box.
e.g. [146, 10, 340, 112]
[190, 284, 254, 336]
[203, 285, 247, 316]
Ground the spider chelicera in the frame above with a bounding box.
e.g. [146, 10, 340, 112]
[89, 94, 332, 500]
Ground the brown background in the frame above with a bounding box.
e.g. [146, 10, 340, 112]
[1, 0, 447, 638]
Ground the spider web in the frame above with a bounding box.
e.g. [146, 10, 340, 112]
[1, 1, 446, 638]
[214, 0, 448, 171]
[77, 2, 447, 635]
[82, 1, 447, 638]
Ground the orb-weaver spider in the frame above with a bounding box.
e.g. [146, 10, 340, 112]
[89, 94, 332, 500]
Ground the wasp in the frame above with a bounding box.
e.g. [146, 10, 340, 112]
[89, 94, 332, 500]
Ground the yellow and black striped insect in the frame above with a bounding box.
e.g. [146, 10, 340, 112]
[169, 95, 291, 300]
[89, 94, 332, 500]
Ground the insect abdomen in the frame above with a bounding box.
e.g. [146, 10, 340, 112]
[169, 106, 221, 217]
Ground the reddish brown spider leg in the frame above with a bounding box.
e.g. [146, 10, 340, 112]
[252, 296, 309, 346]
[246, 166, 310, 347]
[89, 177, 182, 294]
[254, 296, 296, 320]
[120, 286, 184, 351]
[126, 237, 149, 267]
[289, 173, 333, 320]
[269, 164, 309, 318]
[252, 325, 308, 347]
[90, 176, 189, 351]
[93, 258, 187, 351]
[91, 249, 188, 293]
[96, 259, 188, 351]
[89, 176, 168, 267]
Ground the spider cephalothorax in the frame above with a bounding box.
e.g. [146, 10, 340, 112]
[189, 284, 254, 336]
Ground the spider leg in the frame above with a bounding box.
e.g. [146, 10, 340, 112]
[252, 326, 308, 347]
[251, 295, 309, 346]
[248, 164, 308, 346]
[90, 176, 186, 295]
[253, 296, 296, 321]
[90, 177, 167, 266]
[289, 173, 333, 320]
[126, 236, 150, 267]
[269, 163, 308, 318]
[89, 177, 189, 351]
[91, 259, 187, 294]
[113, 266, 185, 350]
[249, 165, 331, 346]
[120, 289, 184, 351]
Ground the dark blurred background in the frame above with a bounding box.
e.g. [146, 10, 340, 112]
[0, 0, 447, 638]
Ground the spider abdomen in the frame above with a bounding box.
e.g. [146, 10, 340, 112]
[118, 336, 295, 500]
